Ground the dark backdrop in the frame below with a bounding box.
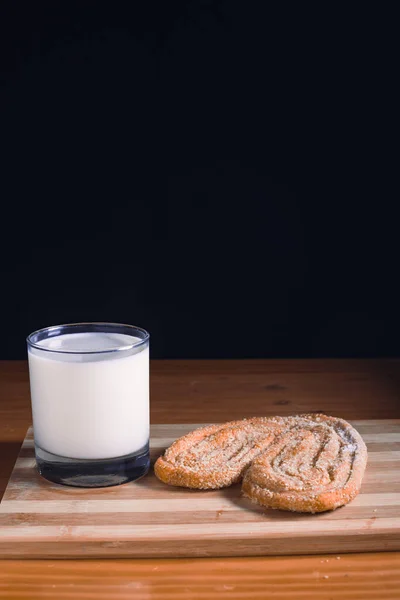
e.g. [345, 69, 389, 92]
[1, 2, 398, 359]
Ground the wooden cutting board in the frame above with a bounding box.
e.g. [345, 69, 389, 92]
[1, 421, 399, 558]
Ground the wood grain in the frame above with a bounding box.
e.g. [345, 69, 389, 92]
[1, 554, 400, 600]
[1, 360, 400, 598]
[1, 421, 400, 558]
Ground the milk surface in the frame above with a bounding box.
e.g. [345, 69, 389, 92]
[28, 332, 149, 459]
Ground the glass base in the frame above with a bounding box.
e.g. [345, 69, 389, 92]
[35, 444, 150, 488]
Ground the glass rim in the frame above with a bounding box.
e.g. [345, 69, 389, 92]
[26, 322, 150, 355]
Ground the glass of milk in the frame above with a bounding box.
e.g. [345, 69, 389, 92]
[26, 323, 150, 488]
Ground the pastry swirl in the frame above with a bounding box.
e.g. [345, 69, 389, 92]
[242, 414, 367, 512]
[154, 417, 286, 489]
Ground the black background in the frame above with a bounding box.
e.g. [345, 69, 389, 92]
[0, 2, 398, 359]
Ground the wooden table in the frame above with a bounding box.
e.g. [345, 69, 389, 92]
[0, 359, 399, 599]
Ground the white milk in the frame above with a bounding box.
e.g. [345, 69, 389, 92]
[28, 332, 149, 459]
